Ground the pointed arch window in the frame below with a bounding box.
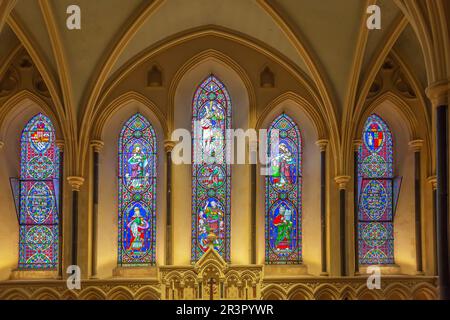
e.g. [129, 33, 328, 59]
[357, 114, 396, 265]
[118, 113, 157, 266]
[265, 114, 302, 264]
[18, 113, 60, 269]
[191, 75, 231, 262]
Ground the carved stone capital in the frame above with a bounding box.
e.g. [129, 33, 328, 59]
[427, 175, 437, 190]
[67, 176, 85, 192]
[55, 140, 65, 150]
[164, 140, 176, 153]
[353, 139, 363, 151]
[90, 140, 104, 153]
[315, 139, 328, 152]
[334, 175, 351, 190]
[425, 80, 450, 107]
[408, 139, 424, 152]
[248, 138, 258, 153]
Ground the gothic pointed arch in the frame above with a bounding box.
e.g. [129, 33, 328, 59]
[118, 113, 157, 265]
[265, 114, 302, 264]
[191, 74, 231, 262]
[17, 113, 60, 269]
[357, 114, 395, 265]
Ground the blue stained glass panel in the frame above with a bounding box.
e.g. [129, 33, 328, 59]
[191, 75, 231, 262]
[19, 113, 59, 269]
[265, 114, 302, 264]
[357, 114, 395, 265]
[118, 113, 157, 266]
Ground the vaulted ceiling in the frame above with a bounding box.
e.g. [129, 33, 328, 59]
[0, 0, 436, 118]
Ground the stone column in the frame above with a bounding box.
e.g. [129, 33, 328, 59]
[90, 140, 103, 278]
[426, 81, 449, 300]
[353, 140, 362, 274]
[316, 139, 328, 275]
[335, 175, 351, 276]
[67, 176, 84, 266]
[55, 140, 65, 278]
[427, 175, 437, 276]
[409, 139, 424, 274]
[164, 140, 175, 265]
[249, 138, 258, 264]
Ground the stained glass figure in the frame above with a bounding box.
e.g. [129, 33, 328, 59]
[118, 113, 157, 266]
[265, 114, 302, 264]
[358, 114, 395, 265]
[191, 75, 231, 262]
[19, 113, 59, 269]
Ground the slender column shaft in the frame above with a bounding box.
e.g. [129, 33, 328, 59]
[335, 175, 350, 277]
[414, 150, 423, 273]
[92, 151, 99, 277]
[71, 190, 79, 266]
[436, 105, 449, 299]
[340, 189, 346, 276]
[166, 149, 172, 265]
[320, 149, 327, 273]
[57, 148, 64, 278]
[316, 140, 328, 274]
[433, 185, 437, 275]
[90, 141, 103, 277]
[67, 176, 84, 267]
[353, 150, 359, 274]
[250, 163, 256, 264]
[165, 140, 175, 265]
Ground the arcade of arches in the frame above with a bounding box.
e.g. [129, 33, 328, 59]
[0, 0, 449, 300]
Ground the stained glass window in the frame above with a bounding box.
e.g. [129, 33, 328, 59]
[19, 113, 59, 269]
[118, 113, 157, 266]
[265, 114, 302, 264]
[191, 75, 231, 262]
[357, 114, 394, 265]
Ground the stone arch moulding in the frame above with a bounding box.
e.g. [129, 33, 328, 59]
[286, 285, 314, 300]
[256, 91, 326, 138]
[355, 91, 418, 141]
[0, 89, 64, 142]
[167, 49, 255, 132]
[91, 25, 328, 131]
[350, 46, 433, 175]
[256, 0, 337, 129]
[93, 91, 168, 274]
[7, 14, 69, 142]
[350, 90, 432, 175]
[260, 285, 286, 300]
[256, 91, 335, 173]
[91, 91, 168, 141]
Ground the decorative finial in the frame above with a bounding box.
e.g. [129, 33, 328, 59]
[207, 232, 217, 249]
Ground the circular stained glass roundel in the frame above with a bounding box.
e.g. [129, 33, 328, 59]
[25, 225, 54, 251]
[361, 153, 387, 177]
[198, 165, 225, 189]
[26, 182, 55, 223]
[362, 223, 388, 246]
[361, 180, 387, 220]
[27, 156, 54, 179]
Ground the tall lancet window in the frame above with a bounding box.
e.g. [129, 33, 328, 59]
[18, 113, 59, 269]
[265, 114, 302, 264]
[118, 113, 157, 266]
[191, 75, 231, 262]
[358, 114, 396, 265]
